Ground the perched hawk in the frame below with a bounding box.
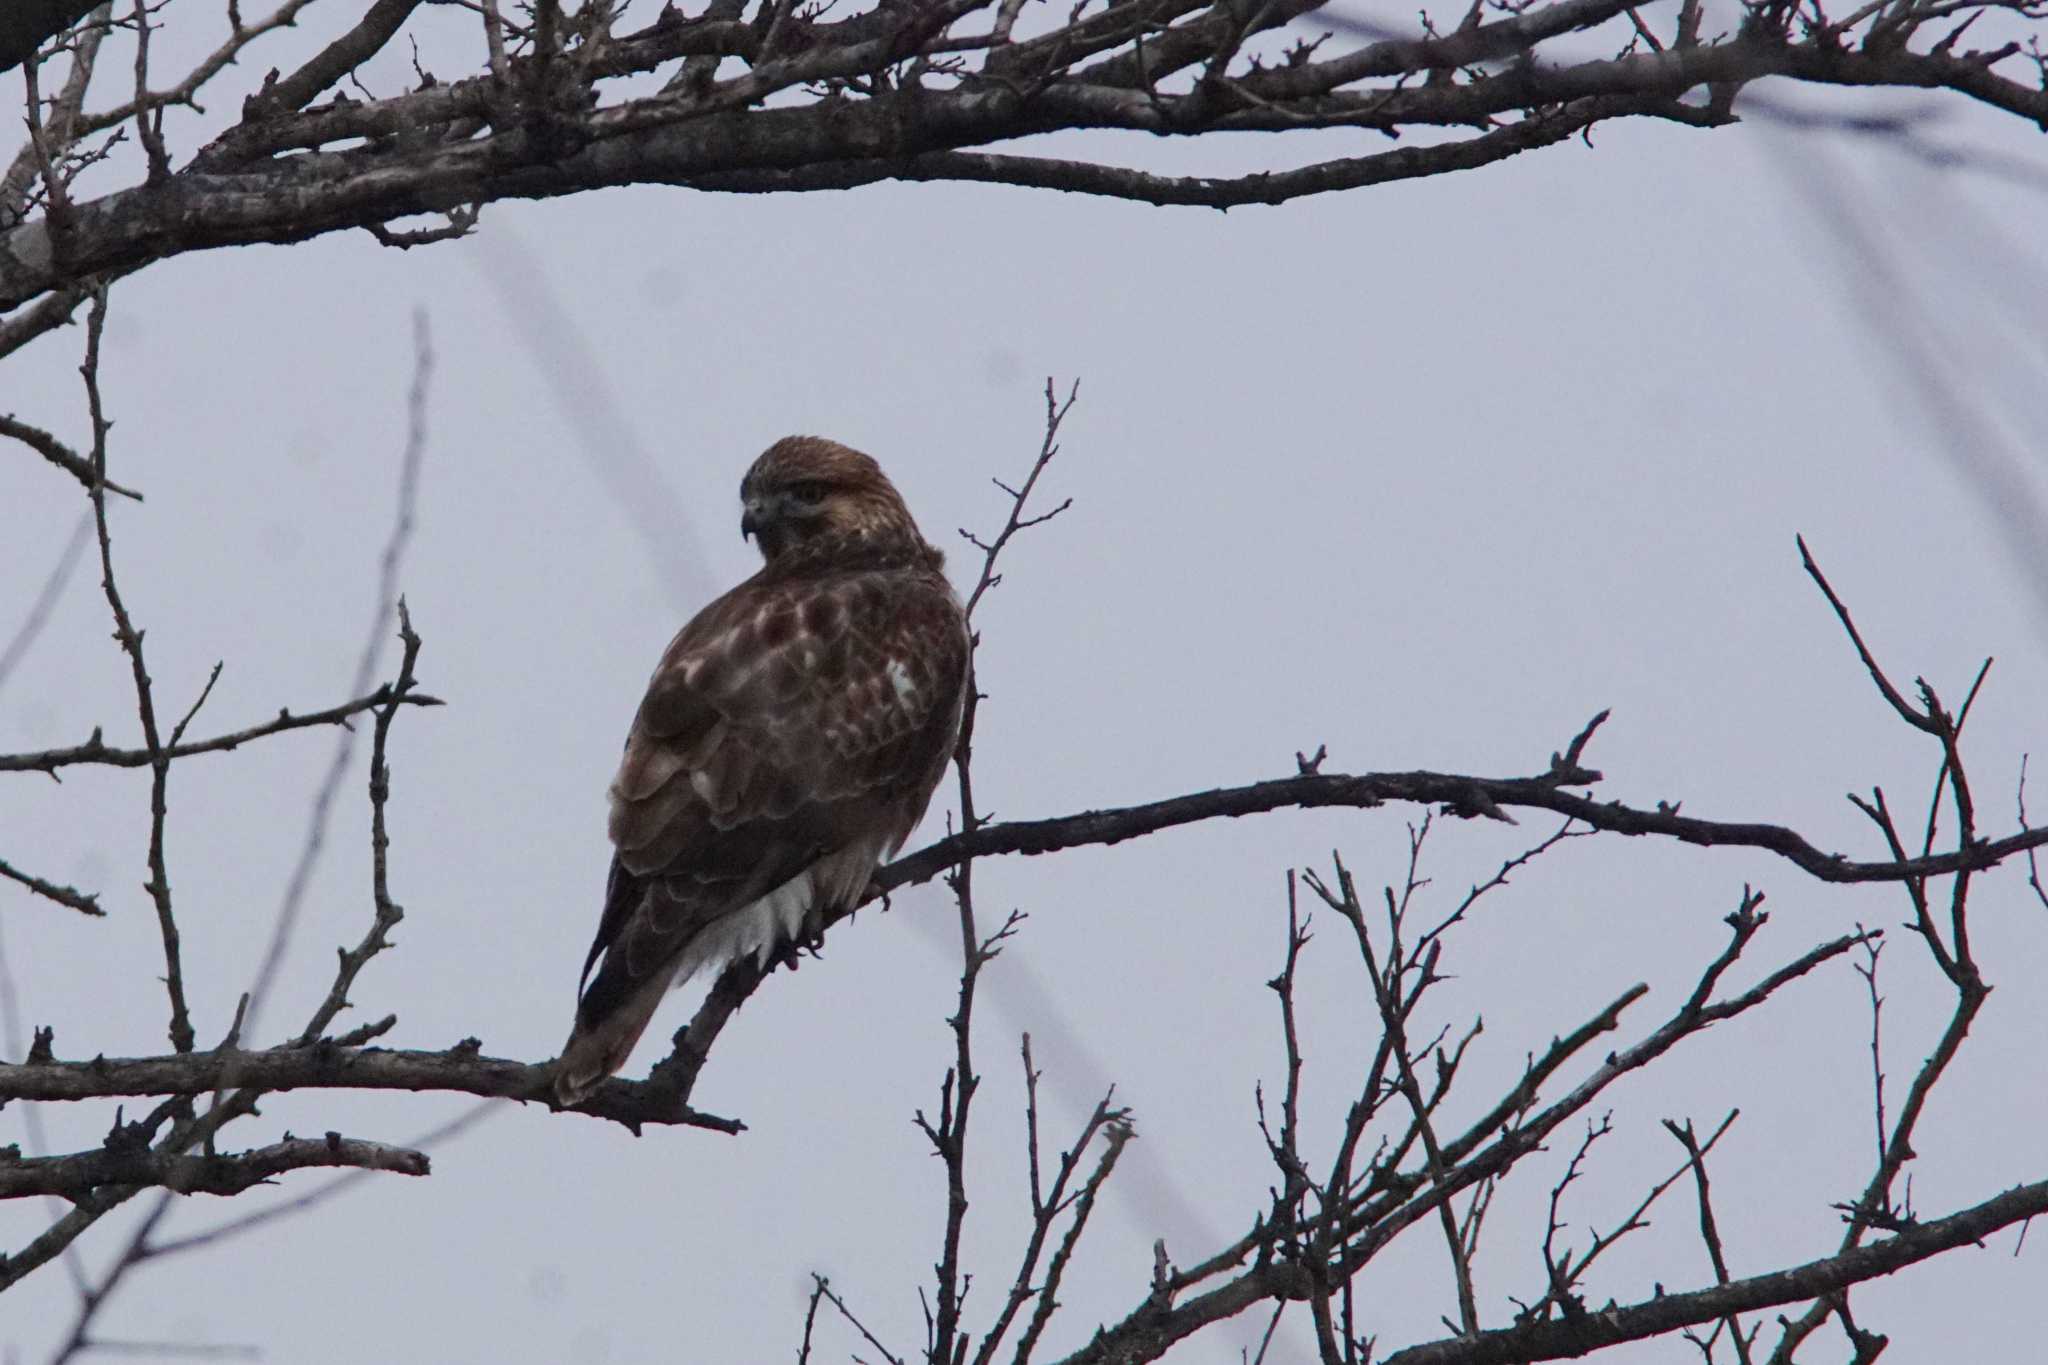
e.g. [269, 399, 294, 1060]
[553, 437, 970, 1105]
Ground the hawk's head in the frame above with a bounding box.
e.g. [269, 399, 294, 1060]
[740, 436, 931, 564]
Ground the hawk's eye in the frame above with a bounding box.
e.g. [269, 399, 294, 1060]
[786, 481, 829, 505]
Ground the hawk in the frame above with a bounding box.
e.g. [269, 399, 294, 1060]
[553, 437, 971, 1105]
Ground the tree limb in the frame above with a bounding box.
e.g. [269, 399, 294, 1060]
[0, 1132, 429, 1200]
[1376, 1179, 2048, 1365]
[0, 685, 443, 773]
[0, 854, 102, 914]
[874, 758, 2048, 896]
[0, 1042, 743, 1134]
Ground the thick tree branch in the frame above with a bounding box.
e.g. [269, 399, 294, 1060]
[873, 758, 2048, 896]
[680, 94, 1707, 206]
[0, 1133, 429, 1200]
[0, 1042, 743, 1134]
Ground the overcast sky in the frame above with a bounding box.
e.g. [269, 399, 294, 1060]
[4, 5, 2048, 1362]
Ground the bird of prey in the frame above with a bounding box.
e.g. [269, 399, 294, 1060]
[554, 437, 970, 1105]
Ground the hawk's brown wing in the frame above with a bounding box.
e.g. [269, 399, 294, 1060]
[556, 562, 967, 1100]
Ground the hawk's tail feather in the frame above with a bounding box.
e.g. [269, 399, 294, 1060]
[552, 971, 671, 1107]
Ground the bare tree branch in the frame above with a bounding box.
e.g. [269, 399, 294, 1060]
[0, 685, 444, 774]
[1374, 1178, 2048, 1365]
[0, 413, 142, 499]
[79, 285, 193, 1053]
[812, 1274, 908, 1365]
[1667, 1113, 1756, 1365]
[246, 0, 427, 119]
[874, 750, 2048, 896]
[0, 854, 103, 915]
[0, 1132, 429, 1200]
[0, 1042, 742, 1134]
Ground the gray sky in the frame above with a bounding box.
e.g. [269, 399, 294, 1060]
[4, 6, 2048, 1362]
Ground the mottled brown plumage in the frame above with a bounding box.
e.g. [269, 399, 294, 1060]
[553, 437, 969, 1105]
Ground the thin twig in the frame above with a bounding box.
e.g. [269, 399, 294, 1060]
[1012, 1111, 1134, 1365]
[1853, 934, 1888, 1169]
[798, 1274, 827, 1365]
[0, 855, 103, 914]
[960, 378, 1078, 619]
[0, 685, 444, 774]
[80, 285, 193, 1053]
[811, 1275, 907, 1365]
[1665, 1112, 1753, 1365]
[2021, 755, 2048, 913]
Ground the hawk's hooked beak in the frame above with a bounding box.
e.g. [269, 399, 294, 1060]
[740, 499, 768, 541]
